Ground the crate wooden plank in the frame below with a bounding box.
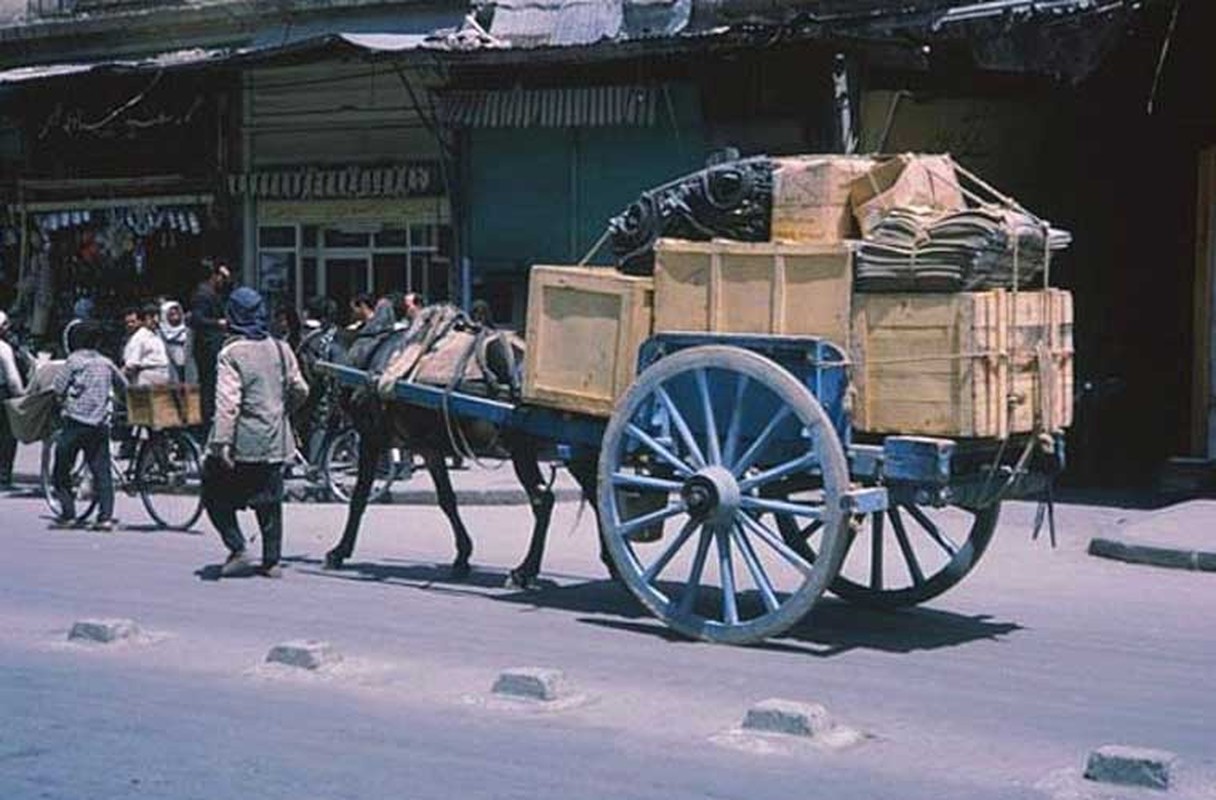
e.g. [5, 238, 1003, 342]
[653, 239, 851, 349]
[851, 289, 1073, 438]
[523, 265, 654, 418]
[126, 384, 202, 430]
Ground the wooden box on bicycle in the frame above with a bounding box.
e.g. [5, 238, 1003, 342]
[126, 384, 203, 430]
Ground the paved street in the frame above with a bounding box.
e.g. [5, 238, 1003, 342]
[1, 482, 1214, 799]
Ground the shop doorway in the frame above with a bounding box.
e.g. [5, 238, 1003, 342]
[257, 222, 450, 323]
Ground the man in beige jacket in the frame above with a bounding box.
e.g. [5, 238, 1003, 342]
[204, 287, 309, 578]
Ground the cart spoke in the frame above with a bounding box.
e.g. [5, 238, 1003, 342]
[870, 511, 885, 590]
[642, 518, 700, 583]
[738, 451, 818, 492]
[625, 423, 695, 477]
[730, 406, 792, 477]
[722, 374, 749, 468]
[732, 523, 779, 614]
[611, 472, 683, 494]
[739, 495, 824, 521]
[677, 525, 714, 615]
[656, 385, 706, 470]
[904, 503, 960, 557]
[618, 501, 688, 541]
[888, 507, 926, 586]
[738, 512, 815, 577]
[716, 527, 739, 624]
[695, 369, 722, 466]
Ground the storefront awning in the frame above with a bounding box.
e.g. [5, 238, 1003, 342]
[440, 85, 659, 128]
[227, 162, 445, 200]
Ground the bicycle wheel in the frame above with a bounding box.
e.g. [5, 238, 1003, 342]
[136, 430, 204, 530]
[322, 427, 394, 504]
[41, 434, 99, 522]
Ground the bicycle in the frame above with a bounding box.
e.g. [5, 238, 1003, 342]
[41, 420, 204, 531]
[285, 424, 410, 504]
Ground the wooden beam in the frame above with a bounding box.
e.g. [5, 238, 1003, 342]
[1192, 147, 1216, 457]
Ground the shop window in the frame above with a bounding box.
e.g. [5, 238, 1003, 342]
[302, 256, 318, 302]
[373, 253, 409, 298]
[259, 226, 296, 248]
[302, 225, 318, 248]
[323, 229, 371, 248]
[375, 228, 409, 248]
[259, 252, 296, 310]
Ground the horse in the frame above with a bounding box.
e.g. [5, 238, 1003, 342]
[320, 302, 609, 588]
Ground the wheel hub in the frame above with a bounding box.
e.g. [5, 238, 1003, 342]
[681, 466, 741, 527]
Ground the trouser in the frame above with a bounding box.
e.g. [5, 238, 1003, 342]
[205, 501, 282, 565]
[197, 347, 218, 426]
[53, 419, 113, 521]
[0, 406, 16, 485]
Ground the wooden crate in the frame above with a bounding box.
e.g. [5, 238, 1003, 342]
[770, 155, 877, 243]
[850, 289, 1073, 438]
[523, 265, 654, 417]
[126, 384, 202, 430]
[653, 238, 852, 348]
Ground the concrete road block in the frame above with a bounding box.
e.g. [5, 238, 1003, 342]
[68, 618, 140, 644]
[742, 698, 835, 738]
[492, 667, 565, 701]
[265, 640, 342, 671]
[1084, 745, 1178, 790]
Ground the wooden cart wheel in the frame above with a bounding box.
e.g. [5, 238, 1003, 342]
[598, 346, 850, 645]
[773, 496, 1001, 609]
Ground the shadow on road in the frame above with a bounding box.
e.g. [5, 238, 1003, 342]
[283, 554, 1022, 656]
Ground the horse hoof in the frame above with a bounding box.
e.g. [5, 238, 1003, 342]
[324, 552, 346, 570]
[504, 569, 538, 591]
[450, 561, 471, 580]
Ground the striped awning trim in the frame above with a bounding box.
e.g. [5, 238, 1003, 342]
[440, 85, 658, 128]
[226, 162, 443, 199]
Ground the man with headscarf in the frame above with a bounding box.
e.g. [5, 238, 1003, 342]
[0, 311, 26, 490]
[204, 287, 309, 578]
[159, 300, 192, 383]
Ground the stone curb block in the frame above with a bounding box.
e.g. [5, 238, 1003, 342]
[1088, 537, 1216, 572]
[742, 698, 835, 738]
[392, 488, 584, 507]
[68, 618, 140, 644]
[1084, 745, 1178, 790]
[492, 667, 565, 701]
[265, 640, 342, 671]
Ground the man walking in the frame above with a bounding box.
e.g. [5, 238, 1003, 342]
[51, 321, 126, 530]
[204, 287, 308, 578]
[0, 312, 26, 490]
[190, 260, 231, 425]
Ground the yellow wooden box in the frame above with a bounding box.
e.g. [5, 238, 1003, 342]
[523, 265, 654, 417]
[653, 238, 852, 349]
[850, 288, 1073, 438]
[126, 384, 203, 430]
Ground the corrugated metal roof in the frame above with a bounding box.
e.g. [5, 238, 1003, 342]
[441, 85, 658, 127]
[491, 0, 627, 47]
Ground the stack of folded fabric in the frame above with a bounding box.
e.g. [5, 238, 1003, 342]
[854, 205, 1072, 292]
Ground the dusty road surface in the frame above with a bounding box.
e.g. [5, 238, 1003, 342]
[1, 490, 1213, 799]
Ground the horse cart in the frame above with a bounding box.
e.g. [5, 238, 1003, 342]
[327, 275, 1069, 647]
[325, 156, 1074, 646]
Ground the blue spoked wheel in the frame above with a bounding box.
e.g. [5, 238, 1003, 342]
[774, 498, 1001, 609]
[597, 346, 850, 645]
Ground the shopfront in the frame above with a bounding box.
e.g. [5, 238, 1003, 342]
[238, 60, 452, 320]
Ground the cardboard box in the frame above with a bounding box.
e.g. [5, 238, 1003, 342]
[523, 266, 654, 417]
[126, 384, 203, 430]
[770, 155, 878, 243]
[653, 238, 852, 349]
[850, 289, 1073, 438]
[850, 154, 966, 236]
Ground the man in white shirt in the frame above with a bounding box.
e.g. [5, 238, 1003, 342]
[0, 311, 26, 489]
[123, 303, 172, 387]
